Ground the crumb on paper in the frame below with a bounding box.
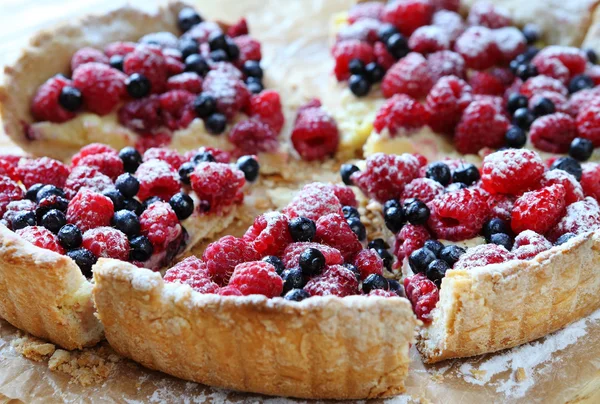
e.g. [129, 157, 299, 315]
[47, 344, 121, 386]
[469, 369, 487, 380]
[515, 367, 527, 382]
[11, 335, 56, 361]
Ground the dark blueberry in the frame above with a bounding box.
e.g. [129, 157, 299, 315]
[376, 248, 394, 271]
[386, 199, 402, 210]
[408, 248, 436, 274]
[515, 63, 538, 81]
[426, 162, 451, 186]
[555, 232, 576, 246]
[386, 33, 409, 59]
[184, 54, 210, 76]
[445, 182, 467, 193]
[522, 24, 540, 44]
[362, 273, 389, 294]
[236, 155, 260, 182]
[342, 205, 360, 219]
[586, 48, 598, 64]
[426, 259, 449, 287]
[242, 60, 263, 78]
[299, 248, 326, 276]
[102, 188, 125, 211]
[282, 268, 305, 295]
[193, 93, 217, 118]
[11, 211, 36, 230]
[569, 137, 594, 162]
[505, 126, 527, 148]
[67, 248, 97, 278]
[112, 210, 140, 237]
[384, 205, 405, 233]
[569, 74, 594, 94]
[368, 238, 389, 250]
[348, 58, 365, 75]
[109, 55, 124, 71]
[179, 37, 199, 60]
[205, 113, 227, 134]
[378, 23, 399, 43]
[404, 199, 430, 225]
[423, 239, 444, 257]
[483, 218, 511, 241]
[123, 197, 144, 216]
[489, 233, 514, 250]
[209, 49, 229, 62]
[169, 192, 194, 220]
[284, 289, 310, 302]
[125, 73, 151, 99]
[347, 217, 366, 241]
[115, 173, 140, 198]
[506, 93, 529, 115]
[208, 32, 228, 51]
[36, 185, 64, 202]
[143, 196, 163, 210]
[246, 79, 264, 94]
[25, 183, 44, 201]
[388, 279, 404, 297]
[509, 59, 522, 75]
[340, 163, 360, 185]
[36, 196, 68, 221]
[531, 97, 555, 117]
[349, 74, 371, 97]
[512, 107, 534, 130]
[226, 39, 240, 60]
[118, 147, 142, 173]
[58, 224, 82, 250]
[551, 156, 582, 181]
[523, 46, 540, 60]
[193, 151, 216, 164]
[439, 245, 466, 267]
[343, 263, 361, 280]
[365, 62, 385, 83]
[58, 86, 83, 112]
[178, 161, 196, 185]
[263, 255, 285, 275]
[452, 163, 480, 185]
[177, 7, 203, 32]
[289, 217, 316, 242]
[41, 209, 66, 234]
[129, 235, 154, 261]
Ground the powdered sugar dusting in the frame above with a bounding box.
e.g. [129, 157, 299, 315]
[493, 27, 526, 55]
[454, 26, 494, 58]
[432, 10, 465, 42]
[482, 149, 542, 182]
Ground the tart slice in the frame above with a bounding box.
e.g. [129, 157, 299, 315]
[0, 143, 258, 349]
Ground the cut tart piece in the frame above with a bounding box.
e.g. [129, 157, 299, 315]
[93, 182, 417, 399]
[0, 144, 257, 349]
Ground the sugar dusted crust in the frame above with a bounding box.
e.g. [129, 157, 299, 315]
[92, 258, 417, 399]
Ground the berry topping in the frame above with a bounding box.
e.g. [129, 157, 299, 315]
[123, 47, 168, 94]
[569, 138, 594, 162]
[373, 94, 427, 136]
[362, 273, 390, 294]
[547, 197, 600, 241]
[143, 148, 184, 171]
[304, 264, 359, 297]
[163, 256, 219, 294]
[166, 72, 203, 93]
[139, 201, 182, 253]
[512, 184, 567, 234]
[428, 188, 489, 241]
[529, 113, 577, 153]
[481, 149, 545, 195]
[408, 26, 450, 54]
[202, 69, 250, 120]
[576, 102, 600, 146]
[467, 2, 511, 29]
[454, 99, 510, 154]
[439, 244, 465, 267]
[135, 160, 180, 202]
[404, 272, 439, 323]
[424, 75, 472, 134]
[228, 261, 283, 297]
[228, 119, 278, 155]
[67, 248, 97, 277]
[18, 157, 70, 189]
[66, 189, 114, 232]
[31, 75, 77, 123]
[64, 165, 113, 199]
[394, 223, 430, 261]
[402, 178, 444, 204]
[243, 212, 292, 256]
[454, 26, 498, 70]
[315, 213, 362, 261]
[190, 162, 245, 213]
[291, 106, 339, 161]
[159, 90, 196, 130]
[453, 244, 515, 271]
[16, 226, 65, 255]
[57, 224, 83, 250]
[247, 90, 285, 133]
[283, 183, 343, 222]
[129, 235, 154, 262]
[72, 63, 127, 115]
[81, 226, 130, 261]
[531, 46, 587, 78]
[332, 40, 375, 81]
[512, 230, 552, 260]
[202, 236, 258, 285]
[353, 248, 385, 281]
[381, 0, 434, 37]
[75, 152, 124, 181]
[382, 52, 433, 99]
[169, 192, 194, 220]
[282, 242, 344, 269]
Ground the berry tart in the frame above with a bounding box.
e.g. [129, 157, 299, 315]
[93, 182, 417, 399]
[0, 143, 258, 349]
[346, 149, 600, 362]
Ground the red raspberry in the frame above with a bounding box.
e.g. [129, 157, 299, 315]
[512, 230, 552, 260]
[366, 289, 397, 297]
[511, 184, 566, 234]
[182, 21, 222, 43]
[218, 286, 243, 296]
[404, 272, 439, 323]
[493, 27, 526, 64]
[283, 183, 344, 222]
[304, 265, 359, 297]
[16, 226, 64, 255]
[0, 176, 24, 216]
[134, 160, 180, 202]
[3, 199, 35, 228]
[190, 162, 245, 212]
[66, 189, 114, 232]
[373, 41, 396, 70]
[31, 76, 76, 123]
[454, 244, 515, 271]
[163, 256, 219, 294]
[247, 90, 285, 133]
[540, 169, 583, 205]
[123, 47, 168, 94]
[291, 106, 339, 161]
[282, 242, 344, 268]
[489, 67, 515, 87]
[81, 227, 129, 261]
[104, 41, 136, 57]
[432, 11, 465, 43]
[353, 249, 384, 280]
[581, 163, 600, 200]
[297, 98, 322, 113]
[159, 90, 196, 130]
[454, 26, 498, 70]
[0, 158, 20, 182]
[428, 188, 490, 241]
[401, 178, 444, 203]
[454, 99, 510, 154]
[381, 52, 433, 99]
[134, 132, 172, 153]
[328, 184, 358, 207]
[71, 47, 109, 71]
[183, 147, 231, 164]
[166, 73, 203, 94]
[17, 157, 69, 188]
[351, 153, 421, 202]
[424, 75, 472, 134]
[165, 55, 185, 77]
[394, 224, 430, 261]
[532, 57, 570, 85]
[331, 39, 375, 81]
[139, 201, 182, 253]
[72, 63, 126, 115]
[348, 2, 384, 23]
[336, 18, 381, 44]
[568, 89, 600, 116]
[547, 197, 600, 241]
[531, 46, 587, 78]
[430, 0, 459, 11]
[64, 165, 113, 199]
[520, 76, 568, 98]
[469, 71, 504, 96]
[75, 152, 124, 181]
[118, 96, 163, 133]
[233, 35, 262, 64]
[576, 102, 600, 146]
[202, 235, 258, 285]
[529, 112, 577, 153]
[143, 148, 184, 171]
[202, 70, 250, 120]
[481, 149, 545, 195]
[243, 212, 292, 256]
[381, 0, 434, 37]
[586, 64, 600, 86]
[486, 193, 515, 222]
[408, 26, 450, 54]
[528, 92, 570, 115]
[467, 2, 511, 28]
[315, 213, 363, 261]
[228, 261, 283, 297]
[228, 119, 279, 156]
[373, 94, 428, 136]
[71, 143, 117, 166]
[227, 17, 249, 38]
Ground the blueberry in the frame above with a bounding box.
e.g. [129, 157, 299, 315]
[67, 248, 97, 278]
[179, 37, 199, 59]
[348, 58, 365, 75]
[342, 206, 360, 220]
[236, 155, 260, 182]
[169, 192, 194, 220]
[129, 235, 154, 261]
[551, 156, 582, 181]
[125, 73, 151, 99]
[347, 217, 366, 241]
[263, 255, 285, 275]
[368, 238, 389, 250]
[452, 163, 480, 185]
[513, 107, 535, 130]
[193, 93, 217, 117]
[555, 232, 576, 246]
[299, 248, 325, 276]
[408, 248, 436, 274]
[569, 138, 594, 162]
[343, 263, 361, 280]
[178, 161, 196, 185]
[349, 74, 371, 97]
[41, 209, 66, 234]
[384, 205, 405, 233]
[426, 162, 451, 186]
[586, 48, 598, 64]
[243, 60, 263, 78]
[36, 196, 69, 221]
[423, 239, 444, 257]
[385, 199, 401, 210]
[388, 279, 404, 297]
[375, 248, 394, 271]
[118, 147, 142, 173]
[115, 173, 140, 198]
[483, 218, 511, 241]
[506, 93, 528, 115]
[58, 86, 83, 111]
[505, 126, 527, 148]
[531, 97, 555, 117]
[490, 233, 514, 250]
[58, 224, 82, 250]
[568, 74, 594, 94]
[439, 245, 466, 267]
[362, 273, 389, 294]
[11, 211, 36, 230]
[378, 23, 399, 43]
[404, 199, 429, 225]
[282, 268, 305, 295]
[445, 182, 467, 193]
[426, 259, 449, 287]
[109, 55, 124, 71]
[36, 185, 64, 202]
[193, 151, 216, 164]
[522, 24, 540, 44]
[178, 7, 203, 32]
[340, 164, 360, 185]
[143, 196, 163, 210]
[110, 210, 139, 237]
[226, 39, 240, 60]
[205, 113, 227, 134]
[209, 49, 229, 62]
[515, 64, 538, 81]
[365, 62, 385, 83]
[523, 46, 540, 60]
[284, 289, 310, 302]
[386, 33, 409, 59]
[123, 198, 144, 216]
[246, 79, 264, 94]
[25, 184, 44, 201]
[288, 217, 316, 242]
[208, 32, 228, 51]
[185, 54, 210, 76]
[102, 188, 125, 211]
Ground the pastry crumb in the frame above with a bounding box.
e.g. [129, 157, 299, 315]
[48, 343, 120, 386]
[11, 335, 56, 361]
[515, 367, 527, 382]
[469, 369, 487, 380]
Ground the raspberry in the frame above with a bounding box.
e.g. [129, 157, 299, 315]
[228, 119, 279, 156]
[182, 21, 223, 44]
[486, 193, 515, 222]
[467, 2, 511, 28]
[202, 70, 250, 119]
[233, 35, 262, 64]
[373, 94, 428, 136]
[351, 153, 421, 202]
[432, 10, 465, 43]
[576, 102, 600, 146]
[481, 149, 545, 195]
[394, 224, 430, 261]
[16, 226, 64, 255]
[291, 106, 339, 161]
[118, 96, 163, 133]
[0, 176, 24, 216]
[586, 64, 600, 86]
[283, 183, 344, 221]
[401, 178, 444, 203]
[547, 197, 600, 241]
[228, 261, 283, 297]
[428, 188, 489, 241]
[104, 41, 136, 57]
[373, 41, 396, 70]
[529, 112, 577, 153]
[512, 230, 552, 260]
[568, 89, 600, 116]
[71, 143, 118, 166]
[454, 244, 515, 271]
[243, 212, 292, 256]
[454, 99, 510, 154]
[528, 92, 570, 115]
[531, 46, 587, 78]
[469, 71, 504, 96]
[31, 76, 76, 123]
[539, 169, 584, 205]
[71, 47, 109, 71]
[532, 57, 570, 85]
[75, 152, 124, 181]
[281, 242, 344, 268]
[17, 157, 70, 188]
[304, 265, 359, 297]
[81, 227, 129, 261]
[0, 158, 20, 182]
[424, 75, 472, 134]
[331, 39, 375, 81]
[183, 147, 231, 164]
[218, 286, 243, 296]
[511, 184, 566, 235]
[227, 17, 249, 38]
[123, 47, 168, 93]
[165, 55, 185, 76]
[520, 76, 568, 98]
[408, 26, 450, 54]
[315, 213, 363, 261]
[134, 132, 172, 153]
[143, 148, 184, 171]
[64, 165, 113, 199]
[404, 272, 439, 323]
[159, 90, 196, 130]
[348, 2, 384, 23]
[328, 184, 358, 207]
[72, 63, 126, 115]
[381, 0, 434, 37]
[367, 289, 398, 297]
[336, 18, 381, 44]
[202, 235, 258, 285]
[190, 162, 245, 212]
[139, 201, 182, 253]
[494, 27, 526, 64]
[135, 160, 180, 202]
[430, 0, 459, 11]
[453, 26, 498, 70]
[353, 249, 384, 280]
[247, 90, 285, 133]
[166, 73, 203, 94]
[66, 189, 113, 232]
[581, 163, 600, 201]
[163, 256, 219, 294]
[381, 53, 433, 99]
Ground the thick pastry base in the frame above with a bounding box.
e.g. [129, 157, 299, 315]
[418, 231, 600, 363]
[92, 258, 417, 399]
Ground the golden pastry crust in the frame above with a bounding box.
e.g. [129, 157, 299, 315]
[92, 258, 418, 399]
[418, 231, 600, 363]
